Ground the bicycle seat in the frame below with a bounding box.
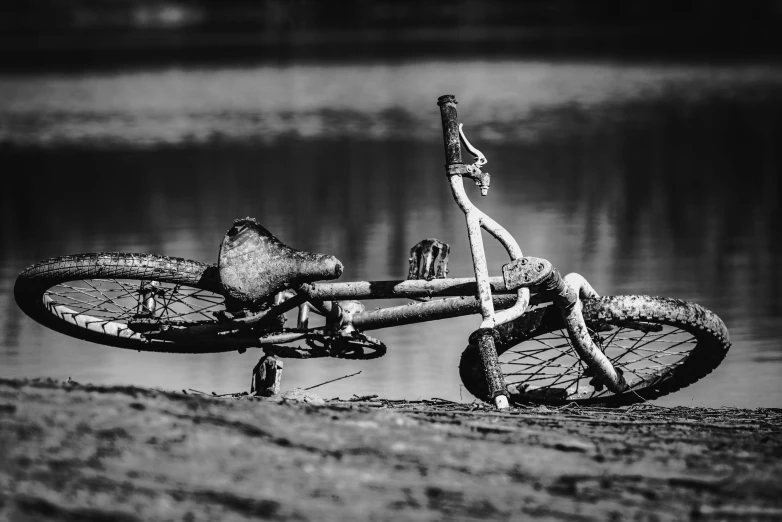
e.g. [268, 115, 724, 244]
[218, 218, 343, 307]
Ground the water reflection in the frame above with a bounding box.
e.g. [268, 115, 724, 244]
[1, 61, 780, 406]
[3, 61, 782, 146]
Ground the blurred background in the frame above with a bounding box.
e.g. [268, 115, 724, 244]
[1, 0, 780, 407]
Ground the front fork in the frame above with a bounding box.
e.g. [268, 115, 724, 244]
[458, 181, 518, 410]
[438, 95, 627, 409]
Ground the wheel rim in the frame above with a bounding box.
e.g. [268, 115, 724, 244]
[502, 322, 698, 402]
[41, 278, 227, 342]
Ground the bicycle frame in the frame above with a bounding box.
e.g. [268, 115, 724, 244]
[147, 95, 628, 410]
[146, 276, 519, 341]
[301, 278, 536, 332]
[11, 95, 731, 410]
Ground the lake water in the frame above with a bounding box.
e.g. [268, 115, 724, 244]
[1, 59, 780, 407]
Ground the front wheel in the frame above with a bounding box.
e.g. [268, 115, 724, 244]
[459, 296, 730, 407]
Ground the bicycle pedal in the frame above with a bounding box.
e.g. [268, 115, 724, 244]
[408, 238, 450, 280]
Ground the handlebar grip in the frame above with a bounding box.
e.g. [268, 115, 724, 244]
[437, 94, 462, 166]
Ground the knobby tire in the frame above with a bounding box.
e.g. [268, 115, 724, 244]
[459, 295, 730, 407]
[14, 253, 257, 354]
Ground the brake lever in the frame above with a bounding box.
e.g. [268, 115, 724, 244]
[455, 123, 490, 195]
[458, 123, 487, 167]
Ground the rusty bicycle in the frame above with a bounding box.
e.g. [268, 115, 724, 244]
[14, 95, 731, 409]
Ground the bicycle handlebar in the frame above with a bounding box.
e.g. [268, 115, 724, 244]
[437, 94, 463, 166]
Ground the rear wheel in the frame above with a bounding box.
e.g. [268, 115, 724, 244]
[459, 296, 730, 406]
[14, 253, 259, 353]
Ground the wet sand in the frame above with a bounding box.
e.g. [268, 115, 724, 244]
[1, 378, 781, 521]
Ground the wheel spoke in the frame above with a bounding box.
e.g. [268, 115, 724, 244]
[81, 279, 134, 314]
[505, 347, 569, 366]
[50, 283, 135, 317]
[607, 329, 696, 381]
[44, 278, 226, 326]
[499, 315, 706, 402]
[547, 352, 583, 389]
[608, 327, 682, 364]
[506, 330, 572, 382]
[155, 285, 224, 321]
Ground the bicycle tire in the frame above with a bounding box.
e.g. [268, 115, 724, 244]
[14, 253, 259, 354]
[459, 296, 730, 407]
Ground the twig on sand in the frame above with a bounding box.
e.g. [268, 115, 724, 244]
[305, 371, 362, 391]
[428, 397, 460, 404]
[350, 394, 378, 402]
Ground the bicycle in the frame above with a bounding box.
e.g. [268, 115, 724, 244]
[14, 95, 731, 409]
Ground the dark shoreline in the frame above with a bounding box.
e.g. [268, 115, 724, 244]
[3, 24, 782, 74]
[5, 0, 782, 73]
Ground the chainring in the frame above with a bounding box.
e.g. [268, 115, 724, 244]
[307, 330, 387, 360]
[262, 329, 386, 360]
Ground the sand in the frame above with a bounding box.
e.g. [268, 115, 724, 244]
[1, 378, 781, 521]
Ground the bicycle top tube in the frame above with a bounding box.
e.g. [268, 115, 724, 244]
[304, 277, 516, 301]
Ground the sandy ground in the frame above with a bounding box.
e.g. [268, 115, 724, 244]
[1, 378, 781, 522]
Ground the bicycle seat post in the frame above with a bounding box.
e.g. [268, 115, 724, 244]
[437, 94, 509, 410]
